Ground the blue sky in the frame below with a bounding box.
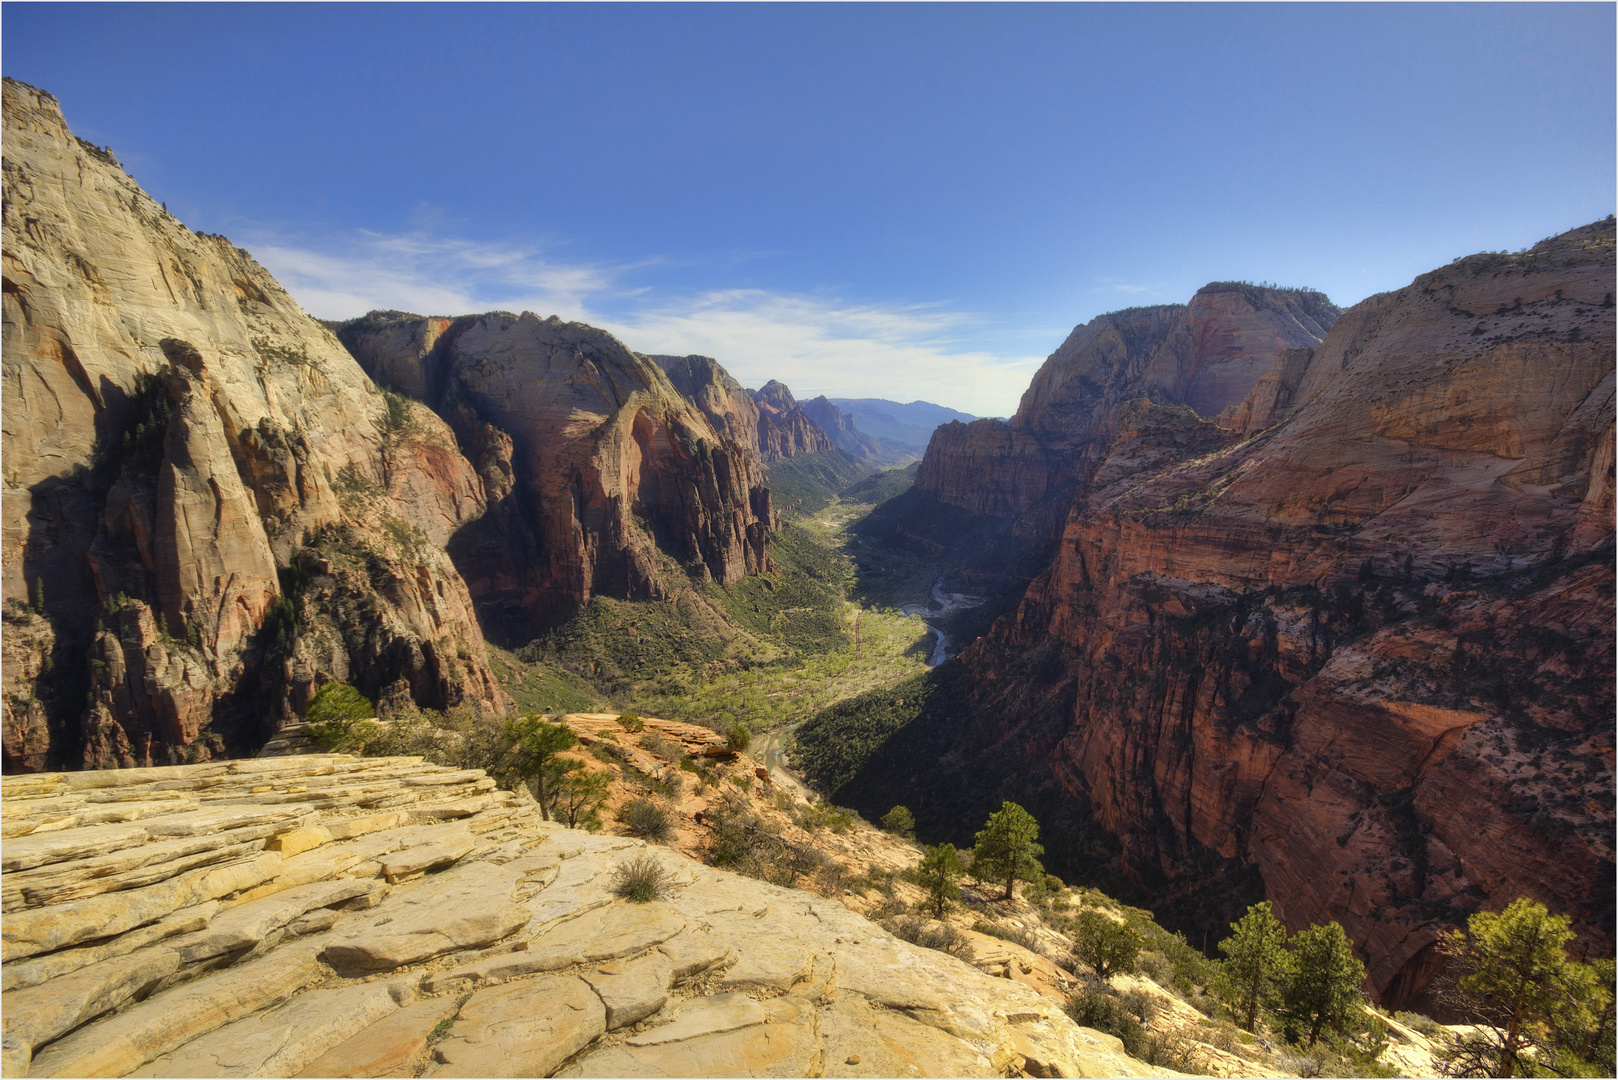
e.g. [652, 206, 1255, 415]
[5, 3, 1613, 415]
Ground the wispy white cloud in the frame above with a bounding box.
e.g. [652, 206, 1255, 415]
[248, 229, 1040, 416]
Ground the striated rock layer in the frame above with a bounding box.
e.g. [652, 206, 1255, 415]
[651, 363, 833, 464]
[1, 79, 505, 771]
[893, 286, 1341, 575]
[840, 222, 1616, 1011]
[337, 315, 775, 644]
[0, 757, 1164, 1079]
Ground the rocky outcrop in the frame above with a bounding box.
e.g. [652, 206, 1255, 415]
[842, 221, 1616, 1012]
[1, 79, 505, 769]
[800, 395, 900, 466]
[651, 361, 833, 463]
[903, 287, 1341, 562]
[0, 757, 1164, 1079]
[337, 315, 775, 644]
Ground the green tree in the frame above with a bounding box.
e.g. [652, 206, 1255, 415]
[881, 805, 916, 838]
[725, 722, 752, 752]
[1074, 909, 1142, 979]
[915, 843, 962, 919]
[1216, 901, 1294, 1032]
[1438, 897, 1607, 1078]
[971, 801, 1044, 900]
[304, 683, 376, 749]
[1280, 922, 1366, 1047]
[552, 768, 611, 831]
[506, 715, 578, 821]
[31, 577, 44, 616]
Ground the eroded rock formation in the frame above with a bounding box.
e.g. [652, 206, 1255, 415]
[337, 314, 774, 643]
[0, 757, 1161, 1079]
[1, 79, 504, 769]
[651, 360, 833, 463]
[898, 285, 1341, 564]
[835, 222, 1616, 1011]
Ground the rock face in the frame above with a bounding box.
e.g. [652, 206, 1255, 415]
[1, 79, 505, 770]
[799, 395, 900, 466]
[337, 315, 774, 643]
[904, 286, 1341, 560]
[0, 757, 1164, 1079]
[652, 361, 833, 463]
[840, 222, 1616, 1012]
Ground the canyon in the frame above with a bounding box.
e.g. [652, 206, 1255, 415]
[3, 67, 1613, 1070]
[817, 220, 1616, 1012]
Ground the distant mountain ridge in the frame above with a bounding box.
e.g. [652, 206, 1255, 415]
[826, 398, 980, 453]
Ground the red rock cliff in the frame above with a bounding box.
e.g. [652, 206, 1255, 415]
[961, 221, 1615, 1008]
[913, 288, 1341, 548]
[652, 358, 832, 463]
[338, 313, 774, 642]
[1, 79, 505, 770]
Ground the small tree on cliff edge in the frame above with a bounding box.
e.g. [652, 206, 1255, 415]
[507, 715, 578, 822]
[1279, 921, 1366, 1047]
[1216, 900, 1294, 1032]
[971, 801, 1044, 901]
[1437, 896, 1606, 1078]
[915, 843, 962, 919]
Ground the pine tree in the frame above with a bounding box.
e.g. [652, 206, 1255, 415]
[552, 768, 611, 830]
[1439, 897, 1607, 1078]
[915, 843, 962, 919]
[881, 805, 916, 838]
[1280, 922, 1365, 1046]
[971, 802, 1044, 900]
[506, 715, 578, 821]
[1074, 908, 1142, 979]
[1216, 901, 1294, 1031]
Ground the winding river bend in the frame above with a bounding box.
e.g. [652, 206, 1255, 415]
[899, 575, 984, 667]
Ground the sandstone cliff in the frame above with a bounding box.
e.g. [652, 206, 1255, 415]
[831, 221, 1616, 1011]
[0, 757, 1163, 1079]
[336, 313, 774, 644]
[1, 80, 505, 771]
[651, 360, 832, 463]
[898, 287, 1341, 569]
[800, 395, 904, 466]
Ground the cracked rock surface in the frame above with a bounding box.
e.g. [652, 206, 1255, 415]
[2, 755, 1170, 1078]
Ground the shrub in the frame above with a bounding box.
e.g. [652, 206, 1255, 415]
[884, 916, 975, 960]
[1065, 982, 1147, 1058]
[609, 854, 674, 902]
[617, 712, 645, 732]
[724, 722, 752, 752]
[880, 805, 916, 837]
[619, 798, 672, 841]
[642, 733, 682, 760]
[305, 683, 376, 749]
[1074, 908, 1142, 979]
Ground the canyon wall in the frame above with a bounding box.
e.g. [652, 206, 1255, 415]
[835, 222, 1615, 1009]
[1, 79, 505, 771]
[901, 287, 1341, 564]
[652, 360, 832, 463]
[337, 315, 774, 644]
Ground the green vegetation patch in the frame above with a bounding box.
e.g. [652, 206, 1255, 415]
[764, 450, 872, 516]
[793, 665, 970, 794]
[839, 461, 919, 506]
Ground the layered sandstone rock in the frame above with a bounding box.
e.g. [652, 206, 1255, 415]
[854, 221, 1615, 1011]
[337, 314, 774, 642]
[651, 361, 833, 463]
[0, 757, 1164, 1079]
[1, 79, 504, 769]
[800, 395, 898, 466]
[905, 287, 1341, 557]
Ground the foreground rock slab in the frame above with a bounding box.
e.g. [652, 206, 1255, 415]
[2, 757, 1171, 1078]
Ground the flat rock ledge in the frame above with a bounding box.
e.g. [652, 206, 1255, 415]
[2, 757, 1168, 1078]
